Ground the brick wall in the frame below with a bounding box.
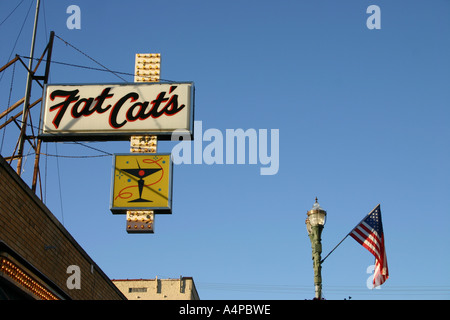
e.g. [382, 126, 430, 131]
[0, 155, 125, 300]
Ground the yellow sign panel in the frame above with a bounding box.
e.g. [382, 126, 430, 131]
[111, 154, 173, 214]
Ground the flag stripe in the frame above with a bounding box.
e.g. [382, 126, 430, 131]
[350, 224, 382, 259]
[354, 223, 381, 250]
[355, 223, 382, 260]
[350, 229, 381, 262]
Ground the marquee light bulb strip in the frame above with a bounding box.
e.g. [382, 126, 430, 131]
[135, 53, 161, 82]
[0, 257, 59, 300]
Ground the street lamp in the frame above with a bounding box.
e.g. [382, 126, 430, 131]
[305, 197, 327, 299]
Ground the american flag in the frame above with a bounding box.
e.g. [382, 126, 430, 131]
[349, 204, 389, 288]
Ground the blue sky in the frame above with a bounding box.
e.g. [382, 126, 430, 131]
[0, 0, 449, 300]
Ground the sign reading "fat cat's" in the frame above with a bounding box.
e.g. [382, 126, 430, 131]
[40, 82, 194, 141]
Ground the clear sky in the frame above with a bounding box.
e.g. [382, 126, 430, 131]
[0, 0, 449, 300]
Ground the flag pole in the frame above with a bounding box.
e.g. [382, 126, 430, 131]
[320, 233, 349, 264]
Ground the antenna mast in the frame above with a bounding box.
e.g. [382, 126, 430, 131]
[16, 0, 41, 175]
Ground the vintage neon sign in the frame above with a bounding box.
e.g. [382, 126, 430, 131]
[110, 153, 173, 214]
[40, 82, 194, 141]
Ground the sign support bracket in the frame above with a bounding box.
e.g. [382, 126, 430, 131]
[126, 135, 157, 233]
[126, 53, 161, 234]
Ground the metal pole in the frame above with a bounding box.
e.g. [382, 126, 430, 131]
[16, 0, 40, 175]
[32, 31, 55, 193]
[308, 225, 323, 299]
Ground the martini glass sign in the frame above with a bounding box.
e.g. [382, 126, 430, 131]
[111, 154, 172, 213]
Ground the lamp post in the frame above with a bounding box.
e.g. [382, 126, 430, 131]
[305, 197, 327, 299]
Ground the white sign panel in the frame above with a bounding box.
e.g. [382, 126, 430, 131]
[40, 82, 194, 141]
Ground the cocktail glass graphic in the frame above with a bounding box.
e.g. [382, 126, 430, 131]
[121, 160, 162, 203]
